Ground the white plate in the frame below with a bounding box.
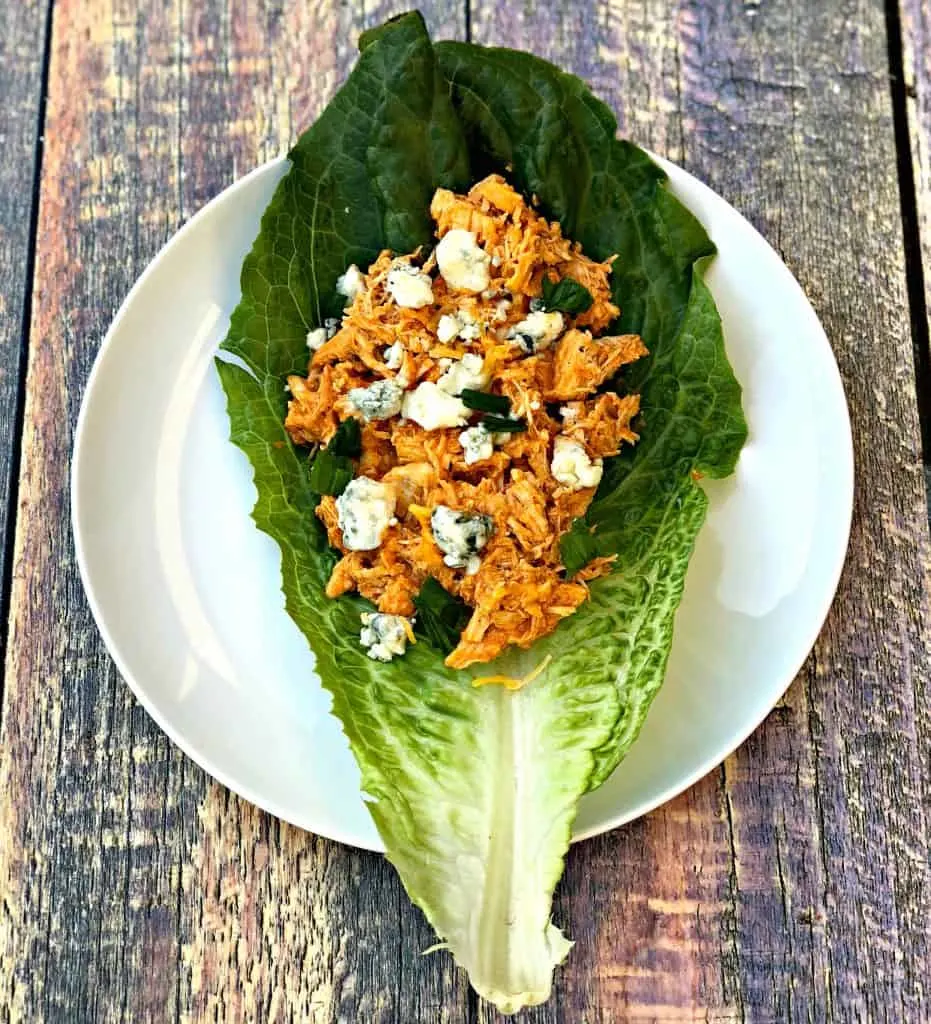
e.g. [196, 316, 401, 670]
[72, 156, 853, 851]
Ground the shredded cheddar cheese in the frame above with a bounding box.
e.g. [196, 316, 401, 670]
[473, 654, 553, 691]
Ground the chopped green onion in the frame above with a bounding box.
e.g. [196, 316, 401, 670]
[328, 416, 362, 457]
[412, 577, 472, 654]
[309, 449, 355, 496]
[540, 275, 594, 315]
[460, 389, 511, 415]
[480, 414, 527, 433]
[559, 517, 600, 577]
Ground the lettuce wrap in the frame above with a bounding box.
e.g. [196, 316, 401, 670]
[216, 11, 747, 1014]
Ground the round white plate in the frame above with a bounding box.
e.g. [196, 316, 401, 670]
[72, 156, 853, 851]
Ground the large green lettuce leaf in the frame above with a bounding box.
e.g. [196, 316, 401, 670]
[217, 12, 747, 1014]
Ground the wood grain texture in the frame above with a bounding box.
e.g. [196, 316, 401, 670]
[902, 0, 931, 304]
[0, 2, 469, 1023]
[471, 0, 931, 1021]
[901, 0, 931, 508]
[2, 1, 930, 1023]
[0, 0, 49, 657]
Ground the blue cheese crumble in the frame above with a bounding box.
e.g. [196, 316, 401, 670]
[401, 381, 469, 430]
[359, 612, 412, 662]
[306, 327, 327, 351]
[387, 261, 434, 308]
[336, 477, 397, 551]
[458, 425, 493, 465]
[336, 264, 364, 304]
[383, 340, 405, 369]
[437, 353, 489, 397]
[306, 318, 340, 351]
[437, 310, 481, 344]
[430, 505, 494, 573]
[507, 310, 565, 353]
[347, 379, 404, 421]
[435, 229, 491, 294]
[550, 436, 603, 490]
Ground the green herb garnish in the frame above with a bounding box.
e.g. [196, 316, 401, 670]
[460, 389, 511, 415]
[412, 577, 472, 654]
[480, 414, 526, 433]
[540, 275, 594, 315]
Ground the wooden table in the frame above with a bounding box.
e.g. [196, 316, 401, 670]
[1, 1, 930, 1021]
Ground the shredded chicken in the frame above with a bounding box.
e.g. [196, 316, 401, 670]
[284, 174, 647, 668]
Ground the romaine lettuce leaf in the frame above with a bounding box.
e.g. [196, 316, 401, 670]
[217, 12, 747, 1014]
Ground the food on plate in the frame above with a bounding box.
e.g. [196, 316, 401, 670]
[284, 174, 647, 669]
[216, 11, 747, 1015]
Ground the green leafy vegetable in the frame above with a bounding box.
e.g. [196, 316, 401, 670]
[306, 415, 362, 494]
[412, 577, 472, 653]
[327, 416, 362, 457]
[307, 449, 354, 496]
[540, 274, 594, 315]
[217, 12, 747, 1015]
[460, 389, 511, 415]
[480, 414, 527, 433]
[558, 517, 601, 577]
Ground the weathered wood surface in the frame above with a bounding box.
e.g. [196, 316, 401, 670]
[469, 3, 931, 1021]
[1, 1, 930, 1023]
[0, 1, 49, 662]
[901, 0, 931, 502]
[0, 3, 472, 1023]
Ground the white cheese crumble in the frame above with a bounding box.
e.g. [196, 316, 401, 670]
[493, 299, 512, 323]
[336, 264, 364, 304]
[401, 381, 469, 430]
[306, 318, 340, 351]
[508, 310, 565, 353]
[437, 310, 480, 343]
[335, 477, 396, 551]
[435, 229, 491, 294]
[383, 340, 405, 370]
[436, 314, 461, 344]
[359, 612, 411, 662]
[347, 379, 404, 421]
[430, 506, 494, 569]
[306, 327, 327, 351]
[458, 425, 493, 465]
[550, 436, 603, 491]
[560, 404, 579, 422]
[387, 261, 434, 309]
[437, 353, 489, 397]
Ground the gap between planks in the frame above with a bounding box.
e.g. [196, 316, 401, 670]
[0, 0, 55, 719]
[886, 0, 931, 524]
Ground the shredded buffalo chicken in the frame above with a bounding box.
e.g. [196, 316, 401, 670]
[285, 175, 646, 668]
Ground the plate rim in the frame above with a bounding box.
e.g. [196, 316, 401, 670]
[72, 153, 855, 852]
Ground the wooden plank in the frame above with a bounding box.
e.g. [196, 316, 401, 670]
[901, 0, 931, 511]
[0, 0, 49, 656]
[902, 1, 931, 299]
[0, 2, 469, 1023]
[470, 1, 931, 1021]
